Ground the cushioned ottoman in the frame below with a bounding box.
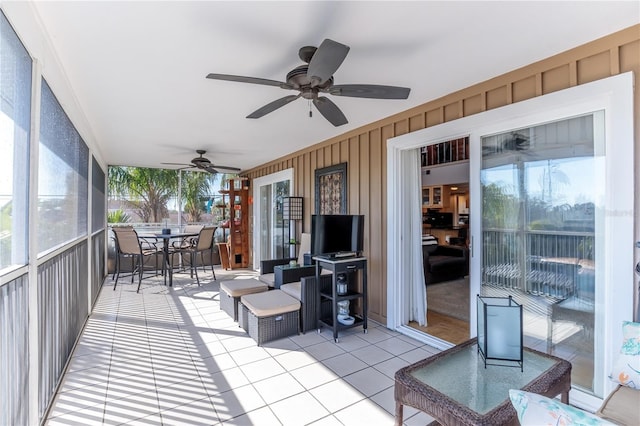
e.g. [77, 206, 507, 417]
[220, 279, 268, 321]
[239, 290, 300, 345]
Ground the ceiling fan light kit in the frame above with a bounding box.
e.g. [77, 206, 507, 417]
[206, 38, 411, 126]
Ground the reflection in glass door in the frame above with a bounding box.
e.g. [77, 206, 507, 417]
[480, 113, 602, 395]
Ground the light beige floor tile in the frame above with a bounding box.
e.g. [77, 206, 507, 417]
[403, 409, 436, 426]
[303, 340, 346, 361]
[58, 366, 111, 392]
[273, 348, 317, 371]
[342, 367, 394, 397]
[307, 414, 343, 426]
[220, 335, 256, 352]
[321, 352, 368, 377]
[210, 383, 266, 422]
[158, 397, 219, 425]
[194, 351, 238, 375]
[375, 336, 423, 356]
[102, 391, 160, 424]
[45, 405, 106, 426]
[399, 346, 439, 364]
[351, 345, 394, 365]
[328, 333, 370, 352]
[288, 331, 327, 347]
[358, 327, 394, 344]
[47, 384, 108, 417]
[252, 372, 306, 405]
[333, 398, 395, 424]
[261, 336, 301, 356]
[372, 356, 410, 379]
[309, 379, 365, 412]
[289, 362, 339, 390]
[239, 357, 286, 383]
[155, 380, 211, 410]
[199, 366, 250, 395]
[269, 392, 330, 426]
[226, 345, 271, 366]
[368, 385, 395, 414]
[220, 406, 280, 425]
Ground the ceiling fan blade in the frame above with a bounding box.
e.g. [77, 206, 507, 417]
[161, 162, 192, 166]
[206, 73, 294, 90]
[328, 84, 411, 99]
[313, 96, 348, 127]
[210, 165, 242, 172]
[247, 94, 300, 119]
[307, 39, 349, 87]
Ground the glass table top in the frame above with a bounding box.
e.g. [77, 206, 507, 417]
[409, 343, 556, 414]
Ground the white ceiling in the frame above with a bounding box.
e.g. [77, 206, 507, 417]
[28, 1, 639, 173]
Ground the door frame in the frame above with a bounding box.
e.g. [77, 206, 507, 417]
[387, 72, 634, 409]
[252, 168, 294, 270]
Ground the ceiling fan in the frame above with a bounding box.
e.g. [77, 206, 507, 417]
[206, 38, 411, 127]
[162, 150, 241, 174]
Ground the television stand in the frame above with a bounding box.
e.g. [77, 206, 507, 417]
[313, 256, 367, 343]
[316, 251, 357, 260]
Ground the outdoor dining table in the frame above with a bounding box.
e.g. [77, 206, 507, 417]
[143, 232, 199, 287]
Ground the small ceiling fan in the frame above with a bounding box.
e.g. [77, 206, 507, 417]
[162, 150, 241, 174]
[206, 38, 411, 126]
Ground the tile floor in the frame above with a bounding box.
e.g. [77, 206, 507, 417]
[45, 267, 439, 425]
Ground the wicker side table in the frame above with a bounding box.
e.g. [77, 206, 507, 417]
[394, 338, 571, 426]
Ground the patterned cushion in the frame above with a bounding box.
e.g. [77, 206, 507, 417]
[621, 321, 640, 355]
[609, 321, 640, 389]
[509, 390, 614, 425]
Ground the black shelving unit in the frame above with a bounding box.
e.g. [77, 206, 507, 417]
[314, 256, 367, 342]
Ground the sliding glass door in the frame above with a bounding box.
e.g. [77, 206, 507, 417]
[252, 169, 293, 269]
[388, 73, 634, 408]
[480, 113, 601, 394]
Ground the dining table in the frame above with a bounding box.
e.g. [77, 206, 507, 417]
[145, 231, 200, 287]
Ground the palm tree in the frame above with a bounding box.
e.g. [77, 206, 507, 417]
[108, 166, 179, 223]
[181, 171, 213, 223]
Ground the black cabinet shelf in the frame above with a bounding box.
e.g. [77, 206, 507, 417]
[315, 256, 367, 343]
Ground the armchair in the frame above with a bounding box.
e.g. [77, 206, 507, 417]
[259, 233, 314, 288]
[422, 240, 469, 285]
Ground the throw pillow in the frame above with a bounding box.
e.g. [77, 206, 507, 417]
[609, 321, 640, 389]
[509, 389, 614, 426]
[422, 234, 438, 254]
[621, 320, 640, 355]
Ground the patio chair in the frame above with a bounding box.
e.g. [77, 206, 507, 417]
[112, 226, 162, 292]
[259, 233, 316, 288]
[171, 224, 204, 250]
[173, 226, 216, 285]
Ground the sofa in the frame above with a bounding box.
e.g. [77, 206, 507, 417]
[422, 237, 469, 285]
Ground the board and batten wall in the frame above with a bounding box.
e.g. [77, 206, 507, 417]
[244, 25, 640, 325]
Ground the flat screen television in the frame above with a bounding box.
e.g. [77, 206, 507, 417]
[311, 214, 365, 257]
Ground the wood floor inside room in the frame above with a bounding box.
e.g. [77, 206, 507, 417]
[409, 310, 470, 345]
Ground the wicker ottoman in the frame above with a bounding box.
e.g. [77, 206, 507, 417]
[220, 279, 268, 321]
[239, 290, 301, 345]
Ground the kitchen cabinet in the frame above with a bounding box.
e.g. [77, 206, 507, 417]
[422, 185, 450, 209]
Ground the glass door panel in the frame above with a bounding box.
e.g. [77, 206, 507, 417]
[259, 184, 271, 261]
[480, 113, 601, 395]
[257, 179, 290, 261]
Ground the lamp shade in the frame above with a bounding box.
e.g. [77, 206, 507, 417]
[477, 295, 523, 371]
[282, 197, 303, 220]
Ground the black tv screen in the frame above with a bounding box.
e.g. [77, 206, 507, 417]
[311, 215, 364, 256]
